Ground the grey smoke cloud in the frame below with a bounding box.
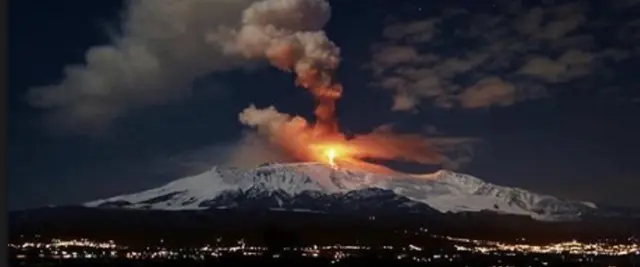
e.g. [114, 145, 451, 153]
[220, 0, 339, 81]
[216, 0, 344, 138]
[26, 0, 262, 134]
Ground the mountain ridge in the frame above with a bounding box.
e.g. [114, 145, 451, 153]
[82, 162, 601, 221]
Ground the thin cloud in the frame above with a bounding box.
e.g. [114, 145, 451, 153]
[367, 1, 637, 111]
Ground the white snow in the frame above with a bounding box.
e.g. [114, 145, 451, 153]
[83, 162, 596, 220]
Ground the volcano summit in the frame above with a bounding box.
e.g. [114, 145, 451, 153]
[84, 163, 597, 221]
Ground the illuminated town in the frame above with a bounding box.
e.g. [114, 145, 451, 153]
[9, 231, 639, 266]
[442, 235, 640, 256]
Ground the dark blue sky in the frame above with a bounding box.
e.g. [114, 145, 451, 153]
[9, 0, 640, 210]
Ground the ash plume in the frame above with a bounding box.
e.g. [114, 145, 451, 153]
[219, 0, 343, 136]
[240, 104, 318, 161]
[231, 0, 463, 172]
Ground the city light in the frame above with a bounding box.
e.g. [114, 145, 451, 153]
[9, 234, 640, 264]
[437, 235, 640, 256]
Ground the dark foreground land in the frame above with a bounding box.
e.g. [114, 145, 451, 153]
[9, 206, 640, 244]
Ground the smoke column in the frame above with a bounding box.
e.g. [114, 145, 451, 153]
[219, 0, 344, 136]
[229, 0, 452, 172]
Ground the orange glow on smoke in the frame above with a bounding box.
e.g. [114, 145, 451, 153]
[255, 40, 445, 174]
[244, 106, 445, 174]
[302, 136, 438, 174]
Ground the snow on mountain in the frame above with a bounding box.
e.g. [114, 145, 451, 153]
[83, 162, 597, 221]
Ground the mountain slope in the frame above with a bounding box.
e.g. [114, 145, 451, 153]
[84, 162, 597, 221]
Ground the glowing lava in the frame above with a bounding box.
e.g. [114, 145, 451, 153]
[325, 148, 337, 166]
[324, 146, 344, 167]
[310, 143, 350, 168]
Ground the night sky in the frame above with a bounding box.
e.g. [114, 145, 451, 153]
[9, 0, 640, 210]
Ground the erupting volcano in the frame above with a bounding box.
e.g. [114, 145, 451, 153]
[221, 0, 446, 173]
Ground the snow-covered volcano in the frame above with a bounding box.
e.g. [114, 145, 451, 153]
[84, 162, 597, 221]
